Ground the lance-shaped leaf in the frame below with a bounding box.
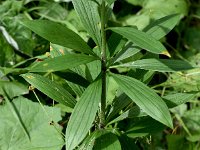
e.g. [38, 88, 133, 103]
[111, 74, 173, 128]
[144, 14, 181, 40]
[111, 59, 194, 72]
[108, 27, 167, 54]
[21, 73, 76, 108]
[163, 93, 196, 108]
[72, 0, 101, 46]
[29, 54, 98, 72]
[106, 0, 117, 5]
[65, 79, 102, 150]
[22, 20, 94, 55]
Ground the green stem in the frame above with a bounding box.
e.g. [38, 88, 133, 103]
[100, 0, 107, 128]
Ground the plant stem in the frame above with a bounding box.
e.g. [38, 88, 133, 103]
[100, 0, 107, 128]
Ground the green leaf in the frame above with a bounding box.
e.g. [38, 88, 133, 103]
[126, 117, 165, 138]
[111, 73, 173, 128]
[21, 73, 76, 108]
[0, 81, 28, 99]
[93, 131, 121, 150]
[72, 0, 101, 46]
[118, 135, 139, 150]
[0, 97, 64, 150]
[111, 59, 194, 72]
[65, 79, 102, 150]
[144, 14, 181, 40]
[163, 93, 196, 108]
[107, 106, 146, 125]
[106, 0, 117, 5]
[108, 27, 167, 54]
[29, 54, 98, 72]
[22, 20, 94, 55]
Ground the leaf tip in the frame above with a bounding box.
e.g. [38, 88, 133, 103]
[161, 50, 171, 57]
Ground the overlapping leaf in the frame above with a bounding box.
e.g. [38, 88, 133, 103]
[22, 20, 94, 55]
[111, 73, 173, 128]
[22, 73, 76, 108]
[65, 79, 102, 150]
[108, 27, 167, 54]
[29, 54, 98, 72]
[111, 59, 194, 72]
[72, 0, 101, 46]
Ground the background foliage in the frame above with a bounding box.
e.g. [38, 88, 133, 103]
[0, 0, 200, 149]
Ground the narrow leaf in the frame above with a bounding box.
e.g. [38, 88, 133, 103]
[21, 73, 76, 108]
[144, 14, 181, 40]
[108, 27, 167, 54]
[107, 106, 146, 125]
[22, 20, 94, 55]
[29, 54, 98, 72]
[106, 0, 117, 5]
[111, 74, 173, 128]
[65, 79, 102, 150]
[72, 0, 101, 46]
[163, 93, 196, 108]
[111, 59, 194, 72]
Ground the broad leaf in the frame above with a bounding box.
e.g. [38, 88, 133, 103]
[111, 59, 194, 72]
[163, 93, 196, 108]
[65, 79, 102, 150]
[0, 97, 63, 150]
[108, 27, 167, 54]
[0, 81, 28, 99]
[72, 0, 101, 47]
[111, 74, 173, 128]
[93, 131, 121, 150]
[22, 73, 76, 108]
[29, 54, 98, 72]
[22, 20, 94, 55]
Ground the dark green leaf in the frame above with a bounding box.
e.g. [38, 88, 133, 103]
[21, 73, 76, 108]
[126, 117, 165, 138]
[72, 0, 101, 46]
[65, 79, 102, 150]
[108, 27, 168, 54]
[107, 106, 146, 125]
[163, 93, 196, 108]
[118, 134, 139, 150]
[22, 20, 94, 55]
[144, 14, 181, 40]
[111, 74, 173, 128]
[111, 59, 194, 72]
[29, 54, 98, 72]
[93, 131, 121, 150]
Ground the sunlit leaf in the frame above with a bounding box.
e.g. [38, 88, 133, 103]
[66, 79, 102, 150]
[111, 73, 173, 128]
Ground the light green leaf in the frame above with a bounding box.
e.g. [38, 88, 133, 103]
[0, 81, 28, 99]
[0, 97, 64, 150]
[72, 0, 101, 46]
[93, 131, 121, 150]
[111, 59, 194, 72]
[29, 54, 98, 72]
[163, 93, 196, 108]
[22, 20, 94, 55]
[144, 14, 181, 40]
[21, 73, 76, 108]
[111, 74, 173, 128]
[65, 79, 102, 150]
[108, 27, 167, 54]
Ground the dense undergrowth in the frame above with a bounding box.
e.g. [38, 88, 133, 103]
[0, 0, 200, 149]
